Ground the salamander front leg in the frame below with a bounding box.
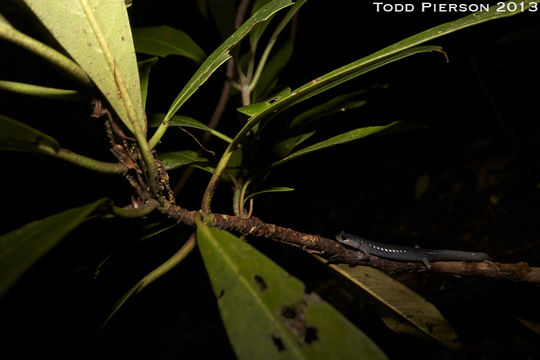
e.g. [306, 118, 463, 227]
[421, 257, 432, 271]
[358, 243, 371, 258]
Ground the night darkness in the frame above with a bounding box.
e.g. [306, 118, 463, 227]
[1, 1, 539, 359]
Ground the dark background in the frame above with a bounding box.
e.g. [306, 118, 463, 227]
[1, 1, 539, 358]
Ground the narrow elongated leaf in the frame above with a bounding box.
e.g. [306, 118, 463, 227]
[150, 114, 232, 143]
[196, 221, 388, 360]
[0, 198, 109, 298]
[208, 0, 236, 39]
[0, 115, 126, 174]
[138, 57, 158, 107]
[158, 150, 208, 170]
[101, 234, 196, 330]
[237, 87, 291, 116]
[326, 263, 459, 348]
[139, 223, 179, 242]
[132, 26, 206, 63]
[0, 12, 12, 26]
[0, 114, 59, 153]
[253, 39, 294, 100]
[517, 318, 540, 336]
[0, 80, 82, 101]
[0, 17, 92, 87]
[245, 0, 539, 121]
[221, 1, 537, 173]
[244, 186, 294, 202]
[23, 0, 145, 133]
[273, 131, 316, 159]
[250, 0, 307, 94]
[272, 92, 369, 158]
[254, 46, 444, 123]
[170, 0, 292, 116]
[289, 91, 368, 129]
[196, 0, 209, 18]
[249, 0, 276, 48]
[151, 0, 293, 147]
[273, 121, 406, 166]
[206, 46, 441, 195]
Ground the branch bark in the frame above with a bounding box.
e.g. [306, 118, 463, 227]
[161, 204, 540, 283]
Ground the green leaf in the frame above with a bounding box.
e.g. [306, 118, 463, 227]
[0, 114, 59, 153]
[0, 19, 92, 88]
[0, 12, 12, 26]
[258, 46, 443, 122]
[252, 39, 294, 101]
[196, 0, 209, 18]
[273, 121, 411, 166]
[196, 221, 388, 360]
[139, 223, 179, 242]
[207, 46, 440, 196]
[269, 0, 540, 115]
[132, 26, 206, 63]
[224, 1, 538, 158]
[150, 0, 293, 148]
[249, 0, 275, 48]
[326, 263, 459, 349]
[244, 186, 294, 202]
[0, 80, 82, 101]
[157, 150, 208, 170]
[289, 91, 368, 129]
[208, 1, 538, 210]
[249, 0, 306, 100]
[208, 0, 236, 39]
[138, 57, 158, 107]
[101, 235, 196, 330]
[238, 87, 291, 116]
[272, 131, 316, 159]
[0, 198, 109, 298]
[414, 174, 430, 200]
[23, 0, 145, 134]
[149, 114, 232, 143]
[0, 115, 127, 174]
[272, 91, 369, 158]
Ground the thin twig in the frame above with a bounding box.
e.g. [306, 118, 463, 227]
[177, 127, 215, 156]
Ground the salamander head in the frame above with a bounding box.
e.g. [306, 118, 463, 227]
[335, 232, 362, 248]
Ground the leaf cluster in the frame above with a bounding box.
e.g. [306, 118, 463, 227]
[1, 0, 538, 358]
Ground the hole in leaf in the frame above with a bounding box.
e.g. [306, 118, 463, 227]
[254, 274, 268, 291]
[305, 326, 318, 344]
[281, 306, 297, 319]
[271, 334, 285, 351]
[217, 289, 225, 299]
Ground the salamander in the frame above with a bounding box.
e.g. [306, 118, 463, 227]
[336, 231, 490, 269]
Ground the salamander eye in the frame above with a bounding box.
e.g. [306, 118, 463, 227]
[340, 233, 347, 240]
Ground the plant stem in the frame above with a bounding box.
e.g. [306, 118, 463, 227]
[111, 198, 159, 218]
[136, 233, 196, 290]
[232, 182, 242, 217]
[0, 80, 83, 101]
[201, 150, 233, 213]
[0, 23, 92, 87]
[38, 145, 126, 174]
